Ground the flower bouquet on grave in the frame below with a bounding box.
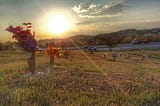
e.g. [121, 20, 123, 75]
[6, 22, 38, 74]
[45, 46, 60, 66]
[63, 49, 71, 59]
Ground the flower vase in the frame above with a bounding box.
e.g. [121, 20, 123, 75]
[50, 56, 54, 66]
[27, 52, 36, 74]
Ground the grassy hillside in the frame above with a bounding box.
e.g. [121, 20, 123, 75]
[0, 51, 160, 106]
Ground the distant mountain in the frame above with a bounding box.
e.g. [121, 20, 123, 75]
[114, 29, 141, 36]
[104, 28, 160, 36]
[67, 28, 160, 39]
[68, 35, 91, 42]
[38, 38, 63, 46]
[38, 28, 160, 46]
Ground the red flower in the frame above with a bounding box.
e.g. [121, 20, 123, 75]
[5, 22, 38, 52]
[16, 26, 23, 30]
[27, 26, 32, 28]
[27, 22, 32, 25]
[23, 22, 28, 25]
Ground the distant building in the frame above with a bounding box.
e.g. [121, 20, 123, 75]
[144, 33, 152, 37]
[151, 28, 160, 35]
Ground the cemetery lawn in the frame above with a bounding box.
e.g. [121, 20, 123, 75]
[0, 50, 160, 106]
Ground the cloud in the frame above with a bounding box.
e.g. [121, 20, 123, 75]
[76, 18, 111, 25]
[72, 0, 126, 18]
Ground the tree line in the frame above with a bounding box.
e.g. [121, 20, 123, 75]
[1, 32, 160, 51]
[38, 33, 160, 51]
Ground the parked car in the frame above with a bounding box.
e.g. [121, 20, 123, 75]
[84, 46, 97, 51]
[131, 38, 149, 44]
[139, 38, 149, 44]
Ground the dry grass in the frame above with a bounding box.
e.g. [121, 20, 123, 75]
[0, 50, 160, 106]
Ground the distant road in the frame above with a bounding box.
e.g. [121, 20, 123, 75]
[69, 42, 160, 51]
[1, 42, 159, 52]
[96, 42, 160, 51]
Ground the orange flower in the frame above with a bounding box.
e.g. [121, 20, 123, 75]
[45, 46, 60, 58]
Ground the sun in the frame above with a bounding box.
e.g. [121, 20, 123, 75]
[47, 15, 72, 34]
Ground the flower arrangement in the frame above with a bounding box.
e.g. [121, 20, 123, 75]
[45, 46, 60, 66]
[45, 46, 60, 57]
[6, 23, 37, 74]
[63, 49, 71, 59]
[6, 23, 37, 52]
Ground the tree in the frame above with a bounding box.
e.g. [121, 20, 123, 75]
[95, 33, 125, 51]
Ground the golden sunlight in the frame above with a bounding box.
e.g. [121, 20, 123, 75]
[47, 15, 72, 34]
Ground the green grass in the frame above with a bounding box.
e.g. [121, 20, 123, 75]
[0, 50, 160, 106]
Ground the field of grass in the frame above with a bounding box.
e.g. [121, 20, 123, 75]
[0, 50, 160, 106]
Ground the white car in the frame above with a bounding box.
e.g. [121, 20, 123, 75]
[84, 46, 97, 51]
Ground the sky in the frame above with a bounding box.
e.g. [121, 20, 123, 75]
[1, 0, 160, 41]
